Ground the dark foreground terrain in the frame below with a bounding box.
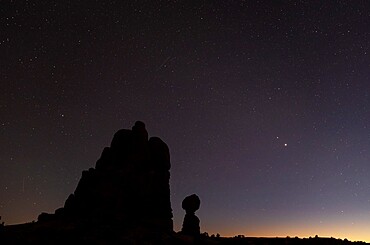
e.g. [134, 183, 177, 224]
[214, 236, 368, 245]
[0, 223, 368, 245]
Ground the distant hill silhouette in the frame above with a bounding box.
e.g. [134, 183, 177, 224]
[0, 122, 369, 244]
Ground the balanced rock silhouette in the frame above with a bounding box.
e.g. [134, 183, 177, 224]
[181, 194, 201, 236]
[38, 121, 173, 232]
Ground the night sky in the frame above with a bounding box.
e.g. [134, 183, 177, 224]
[1, 0, 370, 242]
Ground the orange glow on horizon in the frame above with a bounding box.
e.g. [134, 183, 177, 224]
[201, 214, 370, 243]
[220, 229, 370, 244]
[215, 224, 370, 243]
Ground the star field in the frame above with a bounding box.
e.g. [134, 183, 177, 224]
[1, 0, 370, 242]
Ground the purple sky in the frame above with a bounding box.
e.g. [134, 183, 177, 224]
[1, 1, 370, 242]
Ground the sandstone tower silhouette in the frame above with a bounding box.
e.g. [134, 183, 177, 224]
[38, 121, 173, 232]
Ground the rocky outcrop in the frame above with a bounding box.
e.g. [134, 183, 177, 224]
[181, 194, 201, 236]
[39, 121, 173, 232]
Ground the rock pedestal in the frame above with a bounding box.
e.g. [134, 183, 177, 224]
[181, 194, 201, 236]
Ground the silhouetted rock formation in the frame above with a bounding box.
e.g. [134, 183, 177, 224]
[38, 121, 173, 232]
[181, 194, 201, 236]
